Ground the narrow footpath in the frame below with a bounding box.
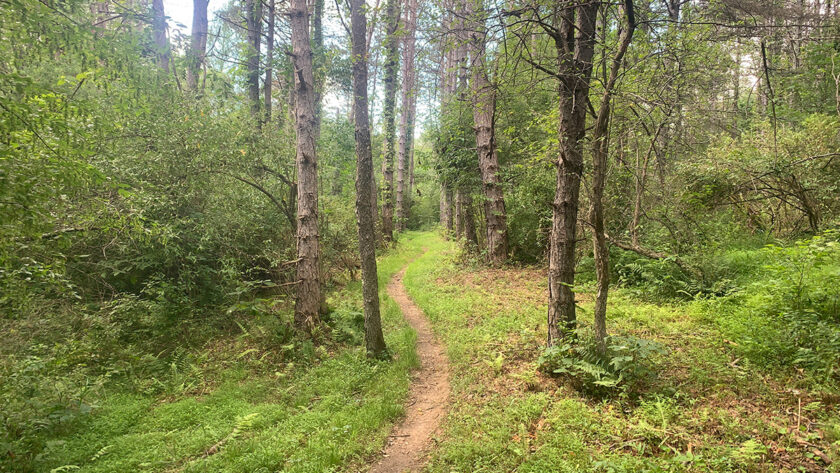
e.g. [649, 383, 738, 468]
[369, 265, 451, 473]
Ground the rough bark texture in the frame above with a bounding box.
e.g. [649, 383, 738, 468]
[440, 184, 453, 235]
[350, 0, 387, 356]
[264, 0, 275, 123]
[151, 0, 170, 72]
[589, 1, 635, 351]
[290, 0, 322, 334]
[468, 0, 508, 265]
[396, 0, 418, 232]
[186, 0, 209, 91]
[436, 0, 463, 238]
[380, 0, 401, 242]
[312, 0, 325, 141]
[245, 0, 262, 121]
[456, 189, 478, 247]
[547, 2, 598, 346]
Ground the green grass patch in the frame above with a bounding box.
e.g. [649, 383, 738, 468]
[401, 231, 839, 472]
[2, 233, 431, 473]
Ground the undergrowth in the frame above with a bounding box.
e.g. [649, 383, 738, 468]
[0, 232, 429, 473]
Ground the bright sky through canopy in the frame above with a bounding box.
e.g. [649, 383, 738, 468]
[163, 0, 225, 35]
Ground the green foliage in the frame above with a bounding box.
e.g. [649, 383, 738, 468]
[537, 333, 667, 398]
[710, 229, 840, 386]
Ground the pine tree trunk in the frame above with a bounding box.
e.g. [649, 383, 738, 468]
[468, 0, 508, 265]
[547, 3, 598, 346]
[350, 0, 387, 356]
[380, 0, 400, 242]
[186, 0, 209, 91]
[461, 190, 478, 247]
[245, 0, 262, 121]
[396, 0, 418, 232]
[290, 0, 322, 334]
[264, 0, 275, 123]
[440, 183, 453, 236]
[312, 0, 325, 141]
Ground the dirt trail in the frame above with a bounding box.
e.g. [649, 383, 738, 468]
[369, 265, 450, 473]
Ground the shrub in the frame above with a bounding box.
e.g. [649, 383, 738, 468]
[537, 331, 667, 398]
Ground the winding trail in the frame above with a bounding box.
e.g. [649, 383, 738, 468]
[370, 264, 451, 473]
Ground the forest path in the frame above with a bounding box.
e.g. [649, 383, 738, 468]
[369, 263, 450, 473]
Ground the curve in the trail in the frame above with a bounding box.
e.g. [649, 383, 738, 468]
[369, 265, 450, 473]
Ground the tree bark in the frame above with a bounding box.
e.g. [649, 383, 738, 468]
[380, 0, 401, 242]
[547, 2, 598, 346]
[152, 0, 170, 72]
[186, 0, 210, 91]
[312, 0, 325, 141]
[440, 183, 454, 236]
[396, 0, 418, 232]
[350, 0, 387, 356]
[264, 0, 275, 123]
[245, 0, 263, 122]
[457, 189, 479, 247]
[290, 0, 322, 334]
[468, 0, 508, 265]
[589, 0, 635, 351]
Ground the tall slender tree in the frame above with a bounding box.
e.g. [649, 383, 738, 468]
[437, 0, 464, 238]
[380, 0, 401, 242]
[312, 0, 325, 140]
[350, 0, 388, 357]
[589, 0, 636, 351]
[468, 0, 508, 265]
[186, 0, 210, 91]
[290, 0, 322, 334]
[245, 0, 262, 121]
[264, 0, 275, 123]
[396, 0, 419, 232]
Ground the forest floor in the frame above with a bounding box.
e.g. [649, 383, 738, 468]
[18, 237, 434, 473]
[401, 232, 839, 473]
[9, 231, 839, 473]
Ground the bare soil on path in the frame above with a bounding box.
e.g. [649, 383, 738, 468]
[369, 266, 450, 473]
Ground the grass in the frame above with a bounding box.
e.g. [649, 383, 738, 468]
[6, 230, 838, 473]
[401, 232, 839, 473]
[5, 232, 431, 473]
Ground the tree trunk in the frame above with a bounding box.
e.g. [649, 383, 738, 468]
[312, 0, 325, 141]
[380, 0, 400, 242]
[455, 187, 465, 239]
[468, 0, 508, 265]
[152, 0, 170, 72]
[408, 146, 415, 205]
[547, 2, 598, 346]
[589, 0, 635, 351]
[245, 0, 262, 122]
[350, 0, 387, 356]
[459, 189, 479, 247]
[186, 0, 210, 91]
[290, 0, 322, 334]
[396, 0, 418, 233]
[440, 183, 453, 236]
[264, 0, 275, 123]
